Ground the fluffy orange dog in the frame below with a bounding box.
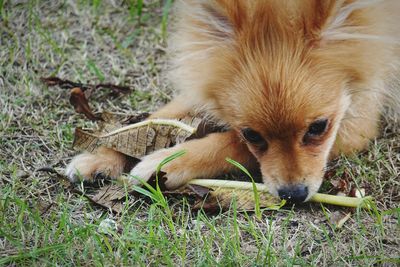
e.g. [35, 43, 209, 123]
[66, 0, 400, 203]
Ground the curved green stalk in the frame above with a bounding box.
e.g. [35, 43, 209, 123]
[188, 179, 372, 208]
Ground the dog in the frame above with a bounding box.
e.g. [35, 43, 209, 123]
[66, 0, 400, 203]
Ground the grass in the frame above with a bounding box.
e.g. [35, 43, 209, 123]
[0, 0, 399, 266]
[226, 158, 263, 219]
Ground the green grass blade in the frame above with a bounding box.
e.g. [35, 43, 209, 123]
[87, 59, 105, 82]
[136, 0, 143, 18]
[0, 0, 4, 15]
[226, 158, 262, 219]
[161, 0, 173, 41]
[156, 150, 186, 175]
[131, 184, 159, 202]
[0, 244, 67, 265]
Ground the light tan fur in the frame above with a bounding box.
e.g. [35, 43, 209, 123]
[66, 0, 400, 201]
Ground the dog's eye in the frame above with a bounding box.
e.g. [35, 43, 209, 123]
[241, 128, 266, 145]
[306, 119, 328, 136]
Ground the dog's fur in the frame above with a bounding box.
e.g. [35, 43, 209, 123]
[66, 0, 400, 201]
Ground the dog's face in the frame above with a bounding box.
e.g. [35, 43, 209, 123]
[211, 52, 351, 201]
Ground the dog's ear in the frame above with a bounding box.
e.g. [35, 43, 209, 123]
[175, 0, 247, 42]
[314, 0, 387, 44]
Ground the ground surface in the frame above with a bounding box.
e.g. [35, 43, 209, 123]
[0, 1, 399, 266]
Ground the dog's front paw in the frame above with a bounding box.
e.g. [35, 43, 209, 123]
[129, 148, 187, 189]
[65, 148, 126, 183]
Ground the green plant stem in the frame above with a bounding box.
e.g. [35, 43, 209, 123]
[188, 179, 372, 208]
[310, 193, 372, 208]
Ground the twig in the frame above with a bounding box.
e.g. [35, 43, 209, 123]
[40, 76, 132, 94]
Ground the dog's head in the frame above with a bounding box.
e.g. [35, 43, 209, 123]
[170, 0, 391, 201]
[213, 49, 351, 201]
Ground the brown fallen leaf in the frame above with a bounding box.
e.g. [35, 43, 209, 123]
[41, 76, 133, 121]
[69, 87, 101, 121]
[192, 187, 283, 212]
[186, 184, 211, 198]
[91, 184, 127, 214]
[325, 167, 354, 196]
[72, 113, 205, 158]
[37, 166, 128, 213]
[41, 76, 132, 95]
[41, 77, 87, 90]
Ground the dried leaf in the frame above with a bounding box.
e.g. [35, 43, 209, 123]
[327, 169, 353, 196]
[41, 76, 133, 121]
[162, 186, 209, 201]
[186, 184, 211, 198]
[191, 186, 282, 212]
[91, 184, 127, 214]
[72, 113, 205, 158]
[330, 178, 349, 194]
[41, 76, 132, 94]
[41, 77, 87, 90]
[69, 87, 101, 121]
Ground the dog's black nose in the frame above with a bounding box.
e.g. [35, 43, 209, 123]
[278, 185, 308, 203]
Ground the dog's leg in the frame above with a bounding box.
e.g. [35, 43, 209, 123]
[65, 95, 196, 182]
[129, 131, 255, 189]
